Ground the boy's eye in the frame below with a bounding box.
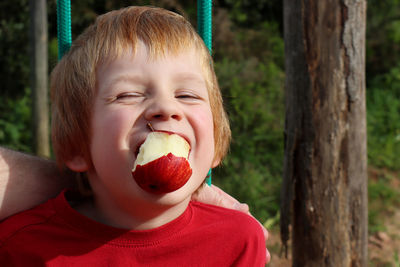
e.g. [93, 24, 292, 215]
[176, 92, 199, 100]
[116, 92, 144, 100]
[177, 94, 194, 99]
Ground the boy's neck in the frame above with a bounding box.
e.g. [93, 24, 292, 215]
[73, 193, 191, 230]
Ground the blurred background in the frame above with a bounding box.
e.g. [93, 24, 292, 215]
[0, 0, 399, 265]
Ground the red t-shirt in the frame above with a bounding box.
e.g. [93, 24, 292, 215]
[0, 190, 266, 266]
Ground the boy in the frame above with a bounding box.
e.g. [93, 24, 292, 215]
[0, 6, 266, 266]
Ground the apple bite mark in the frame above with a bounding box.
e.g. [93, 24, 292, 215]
[132, 131, 192, 194]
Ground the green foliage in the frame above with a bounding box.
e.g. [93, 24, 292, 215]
[219, 0, 282, 28]
[368, 172, 400, 233]
[0, 88, 32, 152]
[213, 57, 285, 222]
[236, 21, 284, 66]
[48, 37, 59, 70]
[366, 0, 400, 79]
[367, 66, 400, 170]
[366, 61, 400, 235]
[0, 0, 30, 97]
[213, 19, 284, 68]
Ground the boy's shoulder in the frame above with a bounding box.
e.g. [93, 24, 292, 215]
[187, 201, 266, 265]
[0, 193, 59, 245]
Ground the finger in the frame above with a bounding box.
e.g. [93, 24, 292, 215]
[209, 184, 239, 204]
[191, 183, 237, 209]
[210, 185, 253, 216]
[233, 202, 250, 214]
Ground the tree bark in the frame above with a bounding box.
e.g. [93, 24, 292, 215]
[280, 1, 368, 266]
[30, 0, 50, 157]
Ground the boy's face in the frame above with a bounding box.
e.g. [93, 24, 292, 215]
[71, 43, 216, 226]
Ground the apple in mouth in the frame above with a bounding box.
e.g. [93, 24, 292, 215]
[132, 131, 192, 194]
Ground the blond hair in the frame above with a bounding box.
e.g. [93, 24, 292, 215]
[51, 6, 231, 169]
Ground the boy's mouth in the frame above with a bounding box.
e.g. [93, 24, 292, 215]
[131, 131, 192, 194]
[134, 141, 144, 157]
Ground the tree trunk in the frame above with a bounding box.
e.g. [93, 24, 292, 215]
[30, 0, 50, 157]
[280, 1, 368, 266]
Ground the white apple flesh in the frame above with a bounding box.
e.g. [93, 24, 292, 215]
[132, 131, 192, 194]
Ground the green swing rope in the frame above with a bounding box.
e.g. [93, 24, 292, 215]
[197, 0, 212, 54]
[56, 0, 213, 184]
[198, 0, 213, 185]
[57, 0, 71, 60]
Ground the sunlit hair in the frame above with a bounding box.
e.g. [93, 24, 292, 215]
[51, 6, 231, 170]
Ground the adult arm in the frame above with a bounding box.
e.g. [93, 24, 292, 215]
[0, 147, 74, 220]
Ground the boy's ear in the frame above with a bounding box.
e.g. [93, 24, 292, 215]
[211, 158, 221, 168]
[65, 155, 89, 172]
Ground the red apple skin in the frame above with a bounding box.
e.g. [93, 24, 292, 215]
[132, 153, 192, 194]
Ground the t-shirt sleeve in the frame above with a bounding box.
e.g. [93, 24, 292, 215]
[229, 215, 267, 266]
[190, 201, 267, 266]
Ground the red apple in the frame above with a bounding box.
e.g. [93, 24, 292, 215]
[132, 131, 192, 194]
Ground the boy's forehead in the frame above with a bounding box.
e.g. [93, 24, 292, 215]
[96, 42, 209, 82]
[99, 41, 207, 72]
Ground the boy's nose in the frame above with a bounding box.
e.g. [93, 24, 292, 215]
[143, 97, 183, 122]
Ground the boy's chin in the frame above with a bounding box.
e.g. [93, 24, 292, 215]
[136, 180, 198, 204]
